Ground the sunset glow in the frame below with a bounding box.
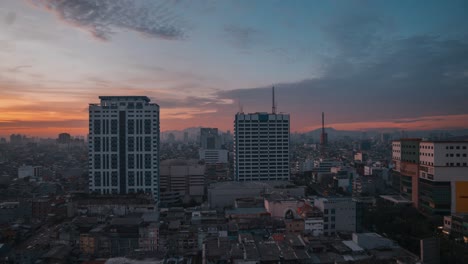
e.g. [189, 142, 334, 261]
[1, 0, 467, 137]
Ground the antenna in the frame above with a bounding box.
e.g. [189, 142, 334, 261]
[322, 112, 325, 133]
[238, 97, 243, 113]
[272, 86, 276, 114]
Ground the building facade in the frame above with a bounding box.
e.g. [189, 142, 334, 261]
[200, 128, 220, 149]
[393, 139, 468, 215]
[418, 141, 468, 215]
[234, 112, 290, 181]
[392, 139, 421, 207]
[18, 165, 42, 179]
[88, 96, 160, 201]
[314, 197, 356, 236]
[199, 149, 228, 164]
[159, 159, 205, 204]
[199, 127, 227, 164]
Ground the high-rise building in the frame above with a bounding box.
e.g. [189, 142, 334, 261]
[199, 127, 228, 164]
[234, 112, 290, 181]
[200, 128, 220, 149]
[88, 96, 160, 201]
[57, 133, 71, 144]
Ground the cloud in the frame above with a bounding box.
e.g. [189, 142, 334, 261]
[214, 32, 468, 131]
[5, 11, 16, 25]
[7, 65, 32, 73]
[0, 119, 87, 129]
[223, 24, 260, 50]
[28, 0, 186, 41]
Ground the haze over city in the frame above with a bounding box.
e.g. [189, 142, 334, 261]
[1, 0, 468, 137]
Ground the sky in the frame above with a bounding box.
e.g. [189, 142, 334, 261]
[0, 0, 468, 137]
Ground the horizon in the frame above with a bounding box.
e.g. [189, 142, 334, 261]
[1, 0, 468, 137]
[3, 124, 468, 140]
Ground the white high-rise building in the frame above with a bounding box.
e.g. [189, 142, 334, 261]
[88, 96, 160, 201]
[234, 112, 290, 181]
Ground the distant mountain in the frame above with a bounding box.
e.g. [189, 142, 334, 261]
[162, 126, 468, 141]
[302, 127, 468, 141]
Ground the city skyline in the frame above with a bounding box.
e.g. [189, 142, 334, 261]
[1, 0, 468, 137]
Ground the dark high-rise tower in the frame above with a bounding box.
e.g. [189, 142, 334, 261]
[200, 128, 220, 149]
[320, 112, 328, 146]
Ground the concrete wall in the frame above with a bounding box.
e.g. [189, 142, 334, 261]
[315, 198, 356, 233]
[264, 199, 303, 218]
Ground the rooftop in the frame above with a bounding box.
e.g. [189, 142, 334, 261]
[209, 181, 293, 190]
[110, 217, 142, 226]
[380, 195, 413, 204]
[342, 240, 364, 252]
[99, 96, 150, 102]
[160, 159, 202, 166]
[225, 207, 268, 215]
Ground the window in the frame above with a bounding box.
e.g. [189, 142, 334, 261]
[111, 171, 118, 186]
[145, 154, 152, 169]
[144, 120, 151, 134]
[93, 120, 101, 134]
[94, 172, 101, 187]
[145, 137, 151, 151]
[145, 171, 152, 186]
[128, 120, 135, 134]
[128, 137, 134, 151]
[111, 137, 118, 151]
[94, 137, 101, 152]
[128, 154, 134, 169]
[111, 120, 118, 134]
[94, 154, 101, 169]
[128, 171, 135, 186]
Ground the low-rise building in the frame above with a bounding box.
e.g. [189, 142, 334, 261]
[314, 197, 356, 236]
[208, 181, 305, 209]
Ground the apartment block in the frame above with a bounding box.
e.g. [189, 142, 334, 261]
[234, 112, 290, 181]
